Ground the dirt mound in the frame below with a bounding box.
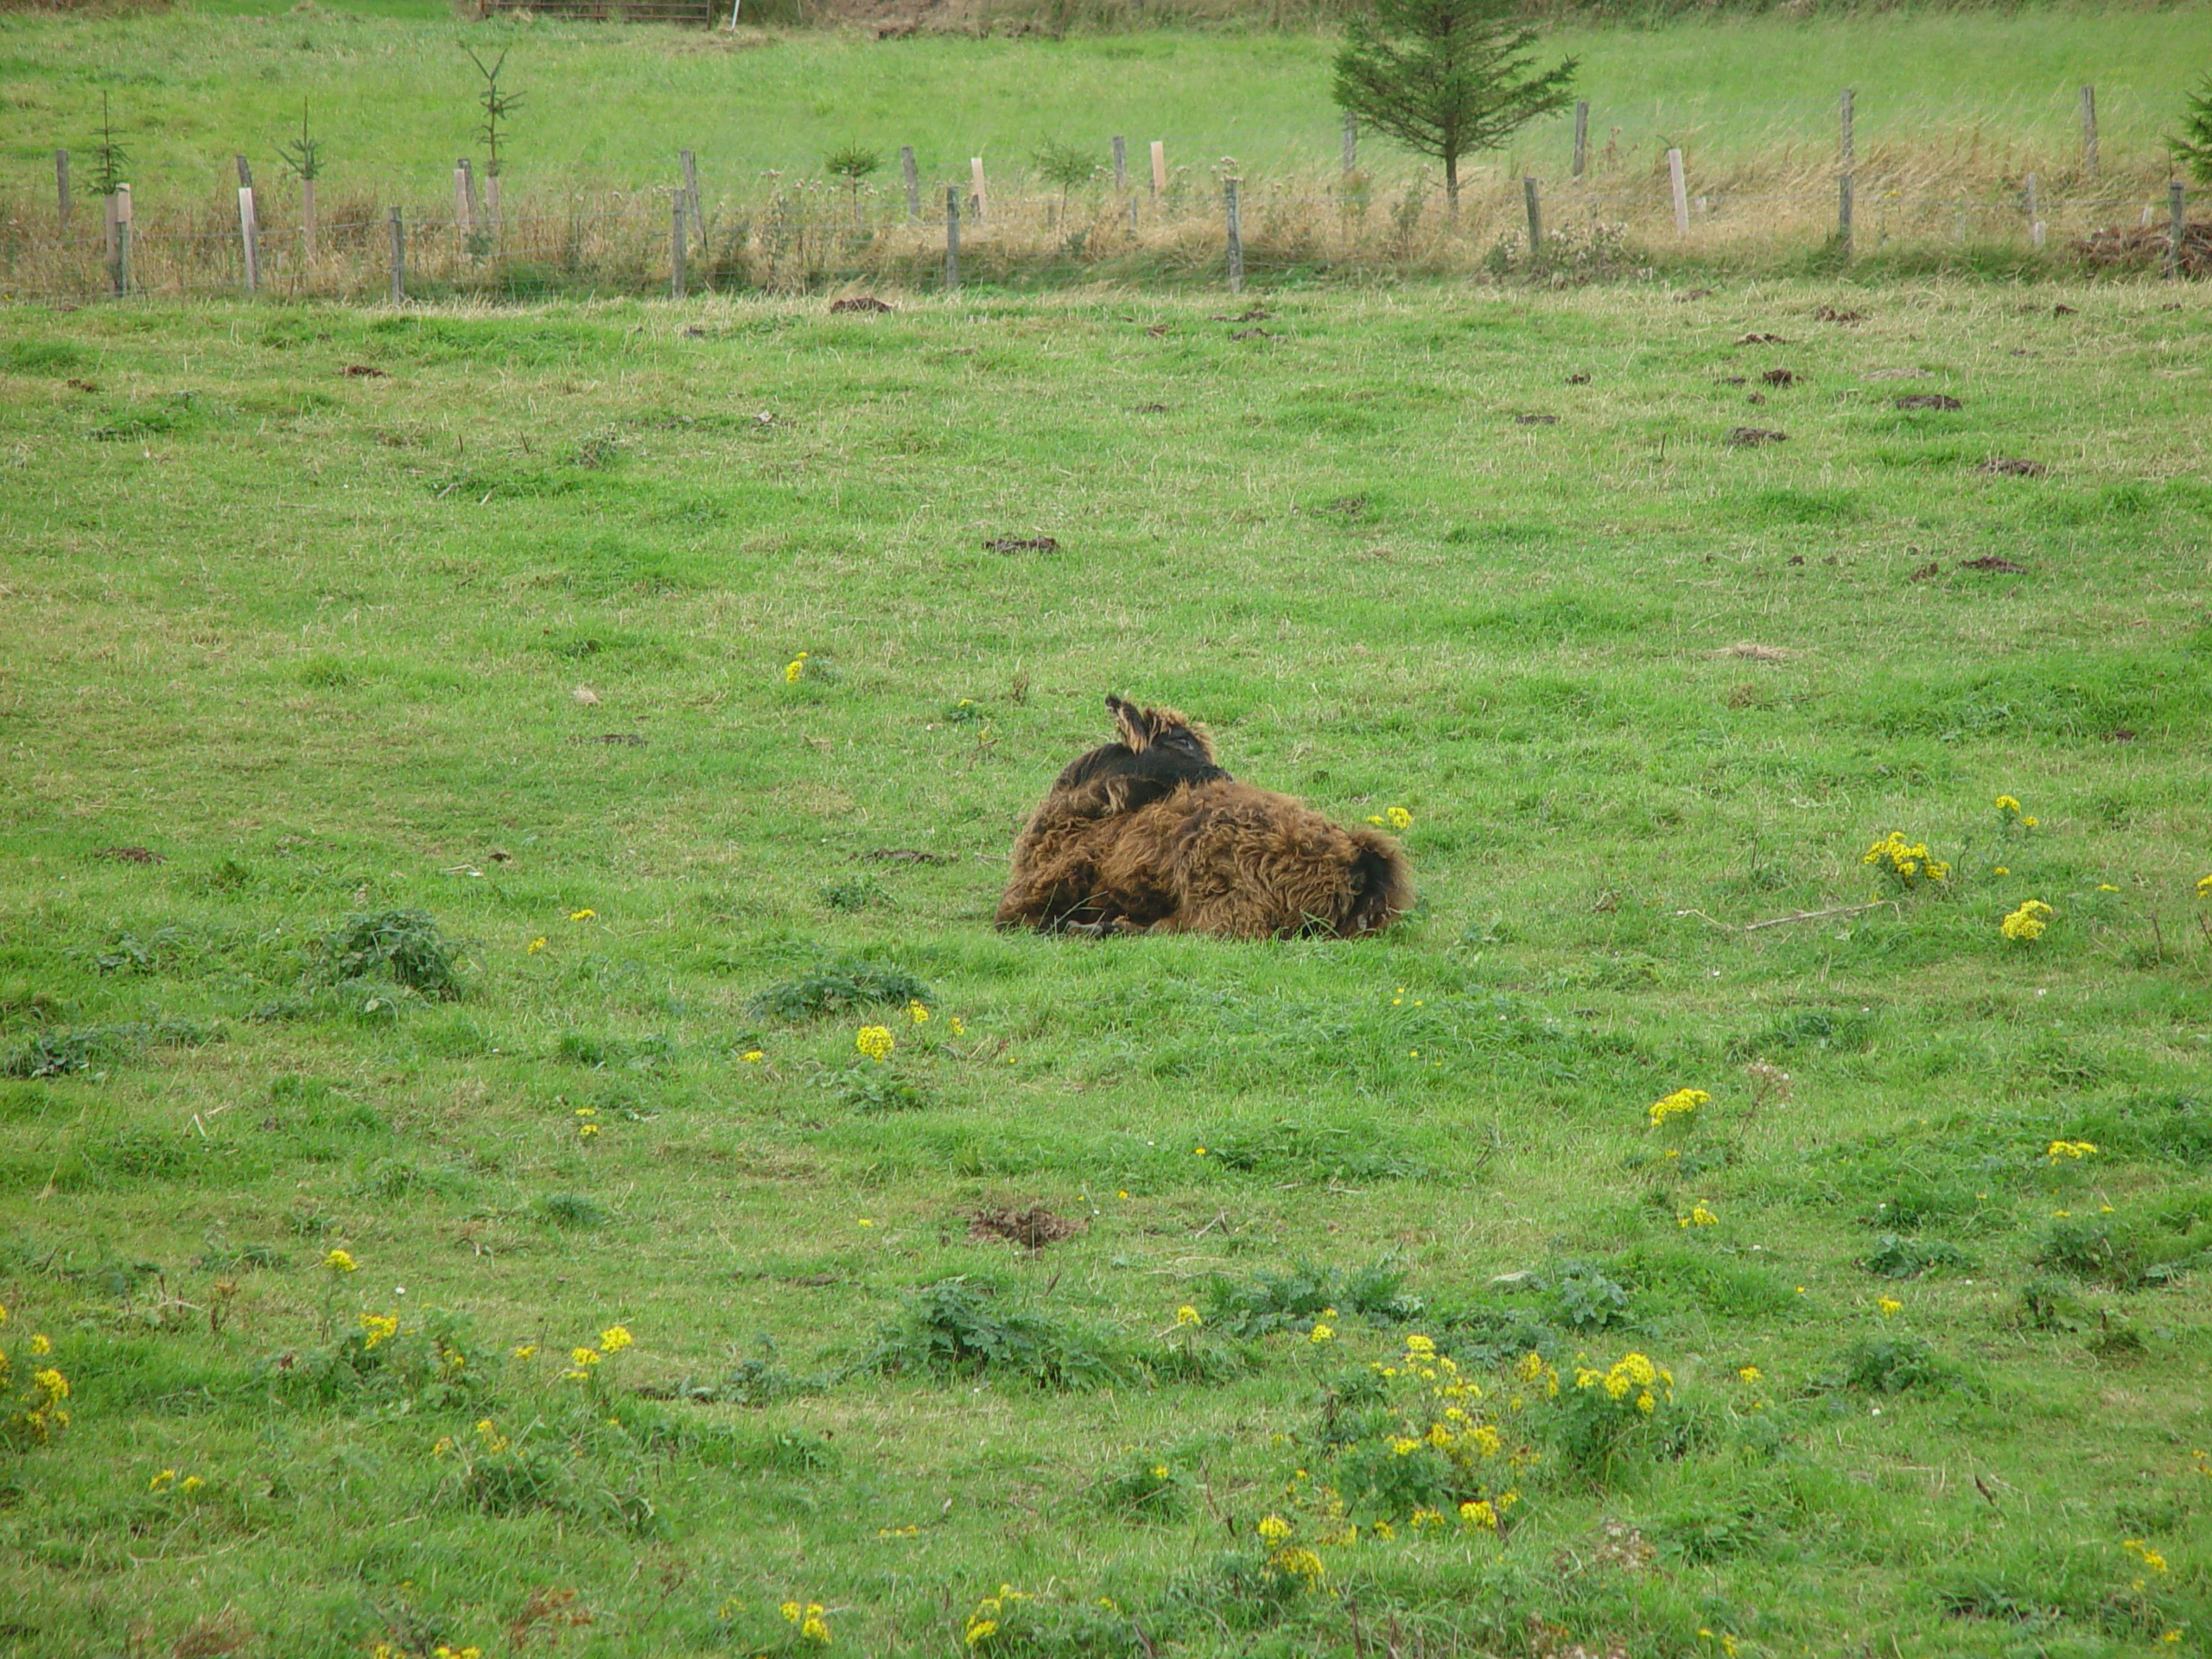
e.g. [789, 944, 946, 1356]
[968, 1205, 1086, 1250]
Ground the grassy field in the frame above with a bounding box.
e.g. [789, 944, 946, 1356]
[3, 0, 2203, 196]
[3, 276, 2212, 1657]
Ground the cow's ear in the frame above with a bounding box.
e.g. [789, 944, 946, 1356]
[1107, 694, 1154, 750]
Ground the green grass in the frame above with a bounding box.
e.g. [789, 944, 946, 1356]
[1, 0, 2203, 195]
[3, 276, 2212, 1656]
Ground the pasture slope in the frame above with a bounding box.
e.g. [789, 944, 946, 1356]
[3, 276, 2212, 1657]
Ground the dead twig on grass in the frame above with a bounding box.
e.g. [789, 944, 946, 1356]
[1675, 899, 1898, 935]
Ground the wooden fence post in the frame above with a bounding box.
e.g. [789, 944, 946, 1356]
[1224, 178, 1243, 294]
[1838, 173, 1853, 252]
[680, 149, 702, 249]
[111, 184, 130, 297]
[671, 201, 687, 299]
[1523, 176, 1542, 264]
[302, 176, 318, 265]
[388, 208, 404, 303]
[486, 171, 501, 235]
[2170, 181, 2188, 280]
[55, 149, 70, 219]
[1572, 101, 1588, 178]
[1668, 148, 1688, 236]
[454, 162, 474, 240]
[103, 191, 118, 266]
[1112, 135, 1128, 190]
[238, 186, 260, 293]
[2080, 86, 2097, 176]
[235, 153, 252, 189]
[944, 186, 959, 291]
[1840, 88, 1853, 170]
[1343, 114, 1357, 174]
[901, 145, 919, 222]
[969, 156, 988, 227]
[1150, 140, 1166, 200]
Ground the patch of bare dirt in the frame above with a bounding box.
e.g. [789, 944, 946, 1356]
[94, 846, 164, 864]
[1759, 368, 1799, 386]
[830, 295, 893, 314]
[1908, 560, 1942, 582]
[341, 364, 386, 378]
[1726, 427, 1787, 447]
[572, 732, 647, 746]
[1720, 642, 1792, 662]
[1734, 332, 1787, 345]
[1979, 457, 2047, 477]
[867, 848, 951, 864]
[1959, 556, 2028, 573]
[982, 536, 1058, 554]
[1813, 305, 1866, 323]
[1895, 393, 1962, 410]
[1514, 413, 1558, 425]
[1566, 371, 1591, 384]
[968, 1206, 1085, 1250]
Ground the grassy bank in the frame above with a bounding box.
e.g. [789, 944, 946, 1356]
[3, 2, 2202, 194]
[3, 278, 2210, 1656]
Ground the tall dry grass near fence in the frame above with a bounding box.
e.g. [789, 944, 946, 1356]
[3, 139, 2199, 304]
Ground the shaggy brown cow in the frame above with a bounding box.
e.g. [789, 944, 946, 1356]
[995, 696, 1413, 940]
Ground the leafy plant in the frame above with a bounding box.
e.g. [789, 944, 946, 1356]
[857, 1281, 1131, 1390]
[1204, 1259, 1422, 1338]
[1821, 1336, 1969, 1396]
[1860, 1234, 1974, 1280]
[823, 143, 879, 227]
[1332, 0, 1578, 216]
[319, 910, 464, 1000]
[745, 958, 928, 1022]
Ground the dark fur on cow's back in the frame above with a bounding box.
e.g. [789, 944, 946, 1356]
[995, 697, 1413, 940]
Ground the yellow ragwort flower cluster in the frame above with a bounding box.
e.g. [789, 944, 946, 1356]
[1648, 1088, 1709, 1128]
[1864, 830, 1952, 886]
[2046, 1141, 2097, 1163]
[963, 1585, 1029, 1648]
[785, 652, 810, 684]
[1572, 1351, 1673, 1416]
[782, 1598, 831, 1644]
[2001, 899, 2054, 942]
[1995, 796, 2039, 830]
[855, 1025, 894, 1064]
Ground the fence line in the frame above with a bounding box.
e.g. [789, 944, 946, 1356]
[3, 172, 2201, 305]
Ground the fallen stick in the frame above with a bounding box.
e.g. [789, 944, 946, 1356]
[1672, 899, 1897, 934]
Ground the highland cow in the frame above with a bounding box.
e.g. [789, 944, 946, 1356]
[995, 696, 1413, 940]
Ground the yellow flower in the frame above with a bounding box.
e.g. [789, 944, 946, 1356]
[526, 936, 548, 955]
[965, 1618, 998, 1646]
[1459, 1497, 1498, 1529]
[359, 1313, 399, 1349]
[1152, 1464, 1170, 1479]
[578, 1122, 599, 1138]
[907, 1001, 930, 1025]
[570, 1347, 601, 1368]
[1648, 1087, 1710, 1128]
[1193, 1146, 1207, 1156]
[741, 1050, 765, 1064]
[2023, 817, 2037, 829]
[1993, 866, 2009, 876]
[1404, 1332, 1435, 1354]
[800, 1613, 830, 1644]
[1738, 1365, 1762, 1383]
[1995, 795, 2021, 812]
[1257, 1514, 1292, 1542]
[1678, 1203, 1718, 1229]
[512, 1344, 537, 1359]
[1385, 806, 1413, 831]
[323, 1249, 358, 1274]
[2197, 874, 2212, 898]
[1878, 1297, 1903, 1318]
[1309, 1323, 1335, 1344]
[2046, 1141, 2096, 1162]
[781, 1602, 802, 1624]
[149, 1468, 175, 1491]
[29, 1334, 51, 1357]
[785, 653, 810, 683]
[855, 1025, 894, 1063]
[600, 1325, 634, 1353]
[2097, 884, 2118, 893]
[431, 1436, 455, 1458]
[2000, 899, 2053, 942]
[950, 1016, 967, 1038]
[568, 908, 596, 921]
[180, 1475, 204, 1494]
[1175, 1305, 1203, 1327]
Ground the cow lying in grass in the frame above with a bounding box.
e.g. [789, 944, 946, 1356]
[994, 695, 1413, 940]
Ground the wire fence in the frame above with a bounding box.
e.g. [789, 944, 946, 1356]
[4, 164, 2202, 306]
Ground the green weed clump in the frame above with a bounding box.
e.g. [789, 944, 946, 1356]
[318, 909, 465, 999]
[746, 958, 930, 1022]
[858, 1281, 1134, 1390]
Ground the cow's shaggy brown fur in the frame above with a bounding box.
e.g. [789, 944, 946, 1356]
[995, 696, 1413, 940]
